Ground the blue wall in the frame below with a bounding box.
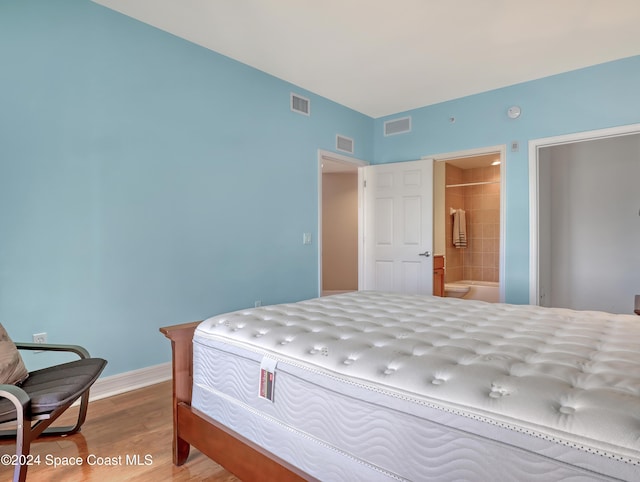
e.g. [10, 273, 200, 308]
[0, 0, 373, 375]
[2, 0, 639, 377]
[373, 55, 640, 303]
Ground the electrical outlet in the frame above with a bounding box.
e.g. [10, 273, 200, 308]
[254, 300, 262, 307]
[32, 332, 47, 353]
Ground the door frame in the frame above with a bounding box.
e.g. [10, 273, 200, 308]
[528, 122, 640, 305]
[421, 144, 507, 302]
[317, 150, 368, 296]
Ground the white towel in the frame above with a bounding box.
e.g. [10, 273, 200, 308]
[453, 209, 467, 248]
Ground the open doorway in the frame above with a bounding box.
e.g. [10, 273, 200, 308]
[318, 151, 367, 296]
[433, 152, 504, 302]
[429, 145, 506, 303]
[530, 125, 640, 314]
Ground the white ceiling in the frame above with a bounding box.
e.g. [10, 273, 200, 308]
[93, 0, 640, 118]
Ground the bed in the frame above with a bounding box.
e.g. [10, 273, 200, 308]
[160, 291, 640, 481]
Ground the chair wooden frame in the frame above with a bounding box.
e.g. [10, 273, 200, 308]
[0, 342, 105, 482]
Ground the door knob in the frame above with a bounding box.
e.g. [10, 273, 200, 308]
[418, 251, 431, 257]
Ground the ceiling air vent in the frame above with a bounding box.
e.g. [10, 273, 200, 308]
[384, 116, 411, 136]
[291, 93, 310, 116]
[336, 135, 354, 154]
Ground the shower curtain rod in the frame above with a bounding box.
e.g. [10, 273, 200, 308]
[445, 180, 500, 188]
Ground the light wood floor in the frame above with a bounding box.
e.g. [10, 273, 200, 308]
[0, 381, 241, 481]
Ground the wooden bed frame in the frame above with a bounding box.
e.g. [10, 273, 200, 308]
[160, 322, 315, 481]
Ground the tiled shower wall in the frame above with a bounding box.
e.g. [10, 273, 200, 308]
[445, 164, 500, 283]
[445, 166, 464, 282]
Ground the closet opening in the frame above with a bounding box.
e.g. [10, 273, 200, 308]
[531, 127, 640, 314]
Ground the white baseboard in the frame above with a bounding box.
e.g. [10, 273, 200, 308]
[88, 362, 172, 402]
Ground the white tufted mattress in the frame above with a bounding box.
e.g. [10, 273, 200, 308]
[192, 291, 640, 481]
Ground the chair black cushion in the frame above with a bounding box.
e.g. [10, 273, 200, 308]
[0, 357, 107, 423]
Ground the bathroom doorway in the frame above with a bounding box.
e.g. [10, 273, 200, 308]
[432, 146, 505, 302]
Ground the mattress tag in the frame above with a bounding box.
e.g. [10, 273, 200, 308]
[258, 357, 277, 402]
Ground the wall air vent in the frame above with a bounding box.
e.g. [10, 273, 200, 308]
[384, 116, 411, 136]
[336, 135, 354, 154]
[291, 93, 310, 116]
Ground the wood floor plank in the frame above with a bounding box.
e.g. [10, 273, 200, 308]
[0, 381, 241, 481]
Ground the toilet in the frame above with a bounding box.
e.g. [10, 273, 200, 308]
[444, 282, 470, 298]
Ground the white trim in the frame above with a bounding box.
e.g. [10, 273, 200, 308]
[319, 150, 367, 167]
[422, 144, 507, 303]
[317, 149, 368, 297]
[86, 362, 171, 403]
[357, 167, 365, 292]
[421, 144, 506, 163]
[528, 123, 640, 305]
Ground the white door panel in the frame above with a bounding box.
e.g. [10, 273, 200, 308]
[361, 159, 434, 294]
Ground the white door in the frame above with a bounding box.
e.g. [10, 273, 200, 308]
[361, 159, 434, 294]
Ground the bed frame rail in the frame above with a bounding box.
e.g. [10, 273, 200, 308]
[160, 322, 312, 481]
